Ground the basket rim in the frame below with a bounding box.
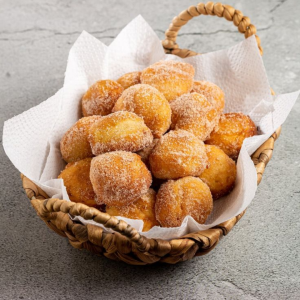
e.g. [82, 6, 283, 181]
[21, 126, 281, 264]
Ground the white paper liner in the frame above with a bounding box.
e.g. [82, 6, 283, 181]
[3, 16, 299, 240]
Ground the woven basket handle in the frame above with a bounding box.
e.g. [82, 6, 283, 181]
[162, 1, 262, 58]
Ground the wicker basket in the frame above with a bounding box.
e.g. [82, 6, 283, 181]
[21, 2, 281, 265]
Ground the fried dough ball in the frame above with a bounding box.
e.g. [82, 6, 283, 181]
[200, 145, 237, 199]
[192, 81, 225, 113]
[113, 84, 171, 138]
[140, 60, 195, 102]
[82, 79, 123, 117]
[117, 71, 141, 89]
[90, 151, 152, 206]
[149, 130, 208, 179]
[170, 92, 219, 141]
[136, 138, 159, 167]
[106, 189, 159, 231]
[155, 176, 213, 227]
[60, 116, 101, 163]
[206, 113, 257, 160]
[58, 158, 97, 207]
[88, 111, 153, 155]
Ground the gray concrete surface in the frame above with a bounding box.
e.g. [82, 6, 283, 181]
[0, 0, 299, 299]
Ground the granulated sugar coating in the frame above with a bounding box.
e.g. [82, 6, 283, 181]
[200, 145, 237, 200]
[192, 81, 225, 113]
[206, 113, 257, 160]
[106, 188, 159, 232]
[60, 116, 101, 163]
[58, 158, 97, 207]
[137, 138, 159, 167]
[88, 111, 153, 155]
[140, 60, 194, 102]
[155, 176, 213, 227]
[82, 79, 124, 117]
[170, 92, 220, 141]
[90, 151, 152, 206]
[149, 130, 208, 179]
[113, 84, 171, 138]
[117, 71, 141, 90]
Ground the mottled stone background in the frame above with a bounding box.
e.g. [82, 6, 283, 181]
[0, 0, 299, 299]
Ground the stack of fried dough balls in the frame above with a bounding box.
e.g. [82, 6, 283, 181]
[59, 60, 257, 231]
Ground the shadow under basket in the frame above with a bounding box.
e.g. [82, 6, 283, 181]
[21, 2, 281, 265]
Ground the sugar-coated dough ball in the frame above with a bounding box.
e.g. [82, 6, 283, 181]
[192, 81, 225, 113]
[149, 130, 208, 179]
[113, 84, 171, 138]
[170, 92, 219, 141]
[117, 71, 141, 89]
[106, 188, 159, 232]
[90, 151, 152, 206]
[137, 138, 159, 167]
[140, 60, 195, 102]
[58, 158, 97, 207]
[200, 145, 237, 199]
[82, 80, 124, 117]
[60, 116, 101, 163]
[88, 111, 153, 155]
[155, 176, 213, 227]
[206, 113, 257, 160]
